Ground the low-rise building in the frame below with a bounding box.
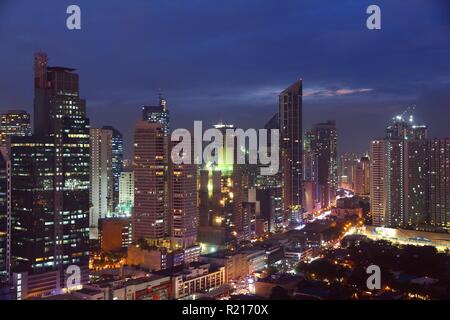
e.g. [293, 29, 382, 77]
[199, 251, 248, 282]
[200, 248, 267, 282]
[153, 262, 226, 299]
[83, 274, 172, 300]
[241, 249, 267, 274]
[126, 244, 201, 271]
[99, 217, 132, 252]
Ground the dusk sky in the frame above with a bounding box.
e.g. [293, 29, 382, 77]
[0, 0, 449, 158]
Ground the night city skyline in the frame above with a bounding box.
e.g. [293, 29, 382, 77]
[0, 0, 449, 158]
[0, 0, 450, 307]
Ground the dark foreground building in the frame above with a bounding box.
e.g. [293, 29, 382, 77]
[8, 53, 90, 299]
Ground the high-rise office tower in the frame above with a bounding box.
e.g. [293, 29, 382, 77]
[338, 153, 358, 190]
[279, 80, 303, 225]
[142, 96, 169, 136]
[9, 137, 57, 298]
[9, 53, 90, 298]
[354, 156, 370, 196]
[232, 165, 254, 241]
[211, 122, 258, 242]
[197, 168, 229, 247]
[212, 123, 241, 235]
[239, 202, 256, 240]
[168, 150, 197, 249]
[132, 121, 166, 244]
[309, 121, 338, 209]
[34, 52, 90, 282]
[198, 170, 210, 228]
[211, 170, 223, 227]
[256, 187, 282, 233]
[0, 147, 9, 283]
[198, 169, 223, 232]
[429, 139, 450, 228]
[303, 130, 317, 182]
[90, 128, 113, 239]
[0, 110, 32, 146]
[102, 126, 123, 209]
[370, 140, 386, 227]
[142, 96, 170, 234]
[255, 114, 283, 232]
[303, 130, 319, 215]
[118, 171, 134, 216]
[197, 121, 256, 245]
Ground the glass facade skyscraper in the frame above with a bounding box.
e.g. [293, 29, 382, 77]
[0, 110, 31, 146]
[8, 53, 90, 298]
[142, 97, 169, 137]
[279, 80, 303, 225]
[90, 128, 113, 239]
[309, 121, 338, 210]
[102, 126, 123, 209]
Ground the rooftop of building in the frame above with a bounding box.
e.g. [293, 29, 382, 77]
[200, 250, 235, 259]
[47, 66, 76, 72]
[142, 105, 166, 112]
[2, 110, 30, 115]
[75, 287, 104, 295]
[31, 293, 85, 301]
[123, 274, 169, 286]
[200, 247, 266, 260]
[152, 262, 221, 278]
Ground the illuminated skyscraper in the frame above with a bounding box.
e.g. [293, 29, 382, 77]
[309, 121, 338, 209]
[90, 128, 113, 239]
[0, 110, 31, 146]
[132, 121, 166, 244]
[303, 130, 319, 215]
[102, 126, 124, 209]
[303, 130, 317, 182]
[370, 113, 431, 229]
[142, 96, 170, 235]
[142, 96, 169, 136]
[338, 153, 358, 190]
[118, 171, 134, 216]
[354, 156, 370, 196]
[255, 114, 283, 232]
[429, 139, 450, 228]
[279, 80, 303, 224]
[198, 170, 210, 228]
[370, 140, 386, 227]
[9, 137, 57, 298]
[9, 53, 90, 298]
[169, 151, 198, 249]
[232, 165, 257, 242]
[387, 116, 428, 228]
[404, 139, 429, 226]
[35, 52, 90, 283]
[384, 138, 404, 227]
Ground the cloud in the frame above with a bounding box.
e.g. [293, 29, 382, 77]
[183, 86, 375, 104]
[304, 87, 374, 98]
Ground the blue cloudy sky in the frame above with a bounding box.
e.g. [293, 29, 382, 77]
[0, 0, 449, 157]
